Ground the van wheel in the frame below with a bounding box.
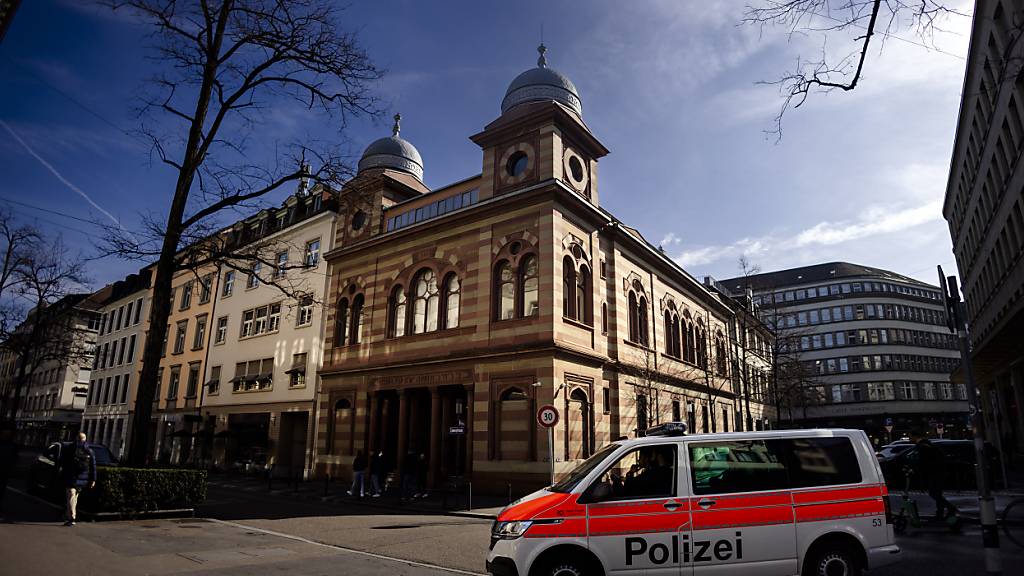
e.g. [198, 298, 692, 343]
[535, 556, 594, 576]
[806, 545, 862, 576]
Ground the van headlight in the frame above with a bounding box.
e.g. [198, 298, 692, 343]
[493, 520, 533, 539]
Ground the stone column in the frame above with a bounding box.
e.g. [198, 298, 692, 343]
[367, 391, 378, 454]
[464, 383, 474, 475]
[396, 391, 409, 478]
[428, 388, 442, 488]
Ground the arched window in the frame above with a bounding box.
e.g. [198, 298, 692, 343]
[496, 260, 516, 320]
[576, 264, 590, 323]
[637, 296, 649, 346]
[330, 398, 353, 455]
[412, 269, 439, 334]
[349, 294, 364, 345]
[442, 273, 461, 329]
[568, 388, 591, 459]
[520, 255, 539, 317]
[335, 298, 349, 346]
[388, 285, 407, 337]
[697, 325, 708, 368]
[685, 319, 695, 363]
[497, 386, 529, 460]
[664, 311, 674, 356]
[499, 387, 528, 401]
[628, 292, 639, 342]
[671, 315, 681, 358]
[563, 256, 576, 319]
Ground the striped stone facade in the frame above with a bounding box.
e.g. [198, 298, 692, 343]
[314, 100, 752, 495]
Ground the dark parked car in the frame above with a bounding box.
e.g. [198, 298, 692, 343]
[879, 439, 995, 491]
[876, 441, 914, 460]
[27, 441, 117, 500]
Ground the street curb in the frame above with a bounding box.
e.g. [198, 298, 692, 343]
[207, 480, 501, 520]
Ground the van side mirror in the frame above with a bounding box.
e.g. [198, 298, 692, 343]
[579, 481, 612, 504]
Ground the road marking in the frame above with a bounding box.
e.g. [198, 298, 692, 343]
[6, 486, 63, 511]
[206, 518, 487, 576]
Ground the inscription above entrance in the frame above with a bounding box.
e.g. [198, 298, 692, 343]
[371, 370, 473, 389]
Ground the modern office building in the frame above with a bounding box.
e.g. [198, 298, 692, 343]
[721, 262, 967, 443]
[202, 188, 335, 477]
[81, 271, 151, 459]
[943, 0, 1024, 454]
[313, 45, 748, 493]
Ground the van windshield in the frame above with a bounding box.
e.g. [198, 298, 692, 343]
[549, 443, 620, 493]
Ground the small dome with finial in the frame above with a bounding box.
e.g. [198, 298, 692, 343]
[358, 113, 424, 181]
[501, 44, 582, 117]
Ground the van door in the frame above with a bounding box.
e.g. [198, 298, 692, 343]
[686, 439, 797, 575]
[584, 443, 690, 576]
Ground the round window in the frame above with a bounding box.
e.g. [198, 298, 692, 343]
[509, 241, 522, 255]
[352, 210, 367, 231]
[569, 156, 585, 182]
[506, 152, 529, 177]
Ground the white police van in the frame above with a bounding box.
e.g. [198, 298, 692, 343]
[487, 425, 900, 576]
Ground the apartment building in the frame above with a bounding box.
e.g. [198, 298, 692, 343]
[81, 271, 150, 459]
[202, 190, 335, 477]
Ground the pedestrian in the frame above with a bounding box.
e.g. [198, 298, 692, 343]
[400, 449, 418, 502]
[0, 426, 19, 521]
[369, 450, 385, 497]
[915, 433, 953, 520]
[415, 452, 428, 498]
[347, 450, 367, 497]
[60, 432, 96, 526]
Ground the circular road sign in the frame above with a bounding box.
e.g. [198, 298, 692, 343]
[537, 405, 559, 428]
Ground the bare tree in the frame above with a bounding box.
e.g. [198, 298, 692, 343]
[743, 0, 966, 137]
[98, 0, 383, 465]
[0, 209, 40, 338]
[1, 237, 92, 425]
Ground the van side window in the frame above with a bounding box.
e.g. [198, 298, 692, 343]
[588, 444, 677, 501]
[787, 437, 862, 487]
[689, 440, 789, 495]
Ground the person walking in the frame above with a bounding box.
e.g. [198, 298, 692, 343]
[368, 450, 385, 497]
[347, 450, 367, 497]
[0, 427, 19, 521]
[60, 432, 96, 526]
[400, 449, 418, 502]
[916, 434, 953, 519]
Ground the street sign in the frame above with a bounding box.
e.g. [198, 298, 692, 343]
[884, 425, 893, 434]
[884, 417, 893, 427]
[448, 426, 465, 435]
[537, 404, 559, 428]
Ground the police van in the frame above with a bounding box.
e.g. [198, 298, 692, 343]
[486, 425, 900, 576]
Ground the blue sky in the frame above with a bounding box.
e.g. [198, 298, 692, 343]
[0, 0, 972, 289]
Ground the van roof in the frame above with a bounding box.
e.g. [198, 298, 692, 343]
[617, 428, 863, 449]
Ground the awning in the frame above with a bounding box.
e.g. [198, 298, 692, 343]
[204, 379, 220, 389]
[255, 372, 273, 383]
[228, 375, 246, 384]
[284, 364, 306, 375]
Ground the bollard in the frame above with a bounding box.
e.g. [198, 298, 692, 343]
[268, 465, 274, 491]
[507, 481, 512, 505]
[324, 473, 331, 497]
[468, 482, 473, 512]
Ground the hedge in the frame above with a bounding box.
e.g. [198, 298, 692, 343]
[80, 467, 207, 515]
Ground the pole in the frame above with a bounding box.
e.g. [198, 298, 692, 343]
[941, 268, 1000, 575]
[548, 426, 554, 486]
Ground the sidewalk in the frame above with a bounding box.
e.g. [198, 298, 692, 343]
[891, 490, 1024, 522]
[205, 473, 508, 520]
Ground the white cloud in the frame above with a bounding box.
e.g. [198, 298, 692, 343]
[674, 198, 943, 269]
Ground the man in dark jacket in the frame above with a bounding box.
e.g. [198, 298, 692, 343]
[916, 436, 953, 519]
[347, 450, 367, 497]
[60, 432, 96, 526]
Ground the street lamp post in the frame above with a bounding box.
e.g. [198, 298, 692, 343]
[939, 266, 1001, 575]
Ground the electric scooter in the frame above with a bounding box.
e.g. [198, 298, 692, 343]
[893, 466, 962, 534]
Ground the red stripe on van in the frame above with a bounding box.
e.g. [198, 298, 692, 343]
[523, 517, 588, 539]
[692, 492, 791, 509]
[795, 498, 885, 523]
[589, 511, 689, 536]
[496, 493, 572, 522]
[792, 485, 883, 505]
[691, 505, 794, 530]
[588, 499, 691, 518]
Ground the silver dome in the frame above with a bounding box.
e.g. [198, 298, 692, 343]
[358, 114, 424, 181]
[501, 44, 582, 117]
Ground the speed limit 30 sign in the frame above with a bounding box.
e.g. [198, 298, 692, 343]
[537, 404, 559, 428]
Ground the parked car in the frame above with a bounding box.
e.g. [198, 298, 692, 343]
[876, 441, 914, 460]
[879, 439, 995, 491]
[27, 441, 118, 500]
